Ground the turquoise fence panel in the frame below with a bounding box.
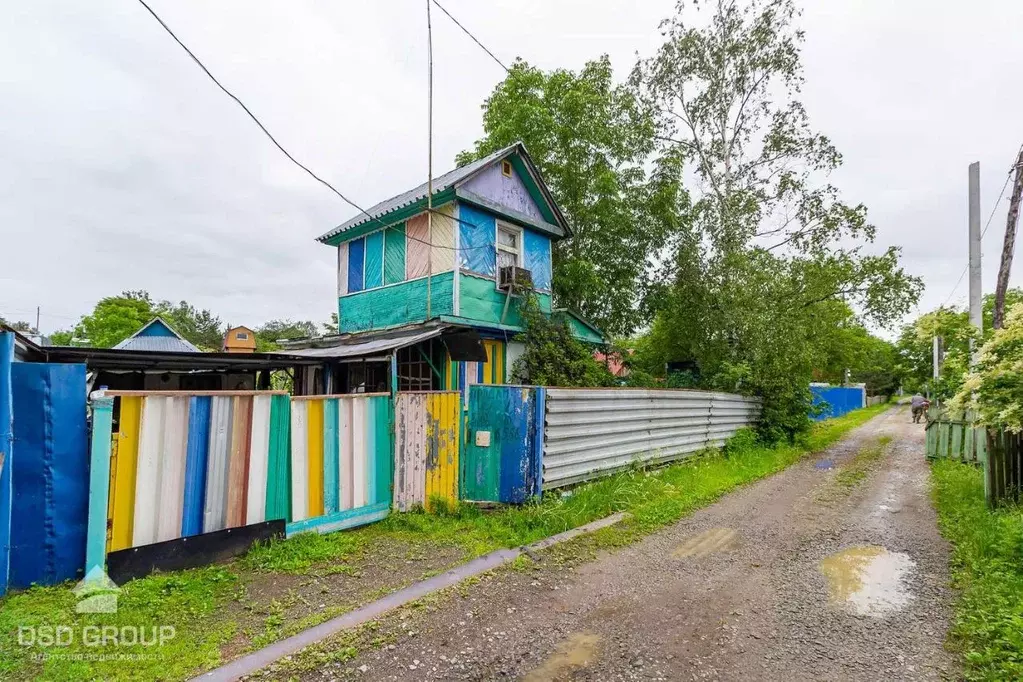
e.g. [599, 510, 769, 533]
[461, 385, 543, 504]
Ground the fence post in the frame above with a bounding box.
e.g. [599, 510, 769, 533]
[86, 393, 114, 576]
[0, 333, 13, 596]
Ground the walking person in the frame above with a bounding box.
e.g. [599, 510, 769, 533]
[911, 393, 930, 424]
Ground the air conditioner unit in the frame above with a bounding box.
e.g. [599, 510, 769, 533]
[498, 266, 533, 291]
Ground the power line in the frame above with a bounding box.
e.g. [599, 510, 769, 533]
[431, 0, 509, 72]
[134, 0, 489, 253]
[940, 144, 1023, 308]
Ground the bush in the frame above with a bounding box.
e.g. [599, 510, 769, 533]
[510, 294, 614, 387]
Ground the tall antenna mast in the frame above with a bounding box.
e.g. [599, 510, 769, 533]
[425, 0, 434, 320]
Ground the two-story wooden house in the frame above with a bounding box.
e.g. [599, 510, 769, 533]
[288, 142, 604, 394]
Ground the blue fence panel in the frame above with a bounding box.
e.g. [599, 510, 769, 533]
[9, 362, 88, 588]
[810, 385, 865, 421]
[0, 333, 13, 596]
[462, 385, 543, 504]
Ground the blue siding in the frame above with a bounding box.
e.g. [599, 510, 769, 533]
[523, 230, 552, 292]
[138, 320, 176, 337]
[459, 204, 497, 277]
[810, 385, 865, 420]
[182, 396, 211, 537]
[364, 232, 384, 290]
[347, 237, 365, 293]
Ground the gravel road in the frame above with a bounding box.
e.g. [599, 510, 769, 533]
[295, 407, 956, 681]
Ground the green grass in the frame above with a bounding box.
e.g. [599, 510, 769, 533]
[932, 458, 1023, 681]
[0, 402, 888, 682]
[833, 435, 893, 490]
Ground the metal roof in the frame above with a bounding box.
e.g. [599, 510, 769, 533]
[113, 317, 201, 353]
[316, 142, 569, 243]
[42, 346, 323, 371]
[274, 327, 445, 359]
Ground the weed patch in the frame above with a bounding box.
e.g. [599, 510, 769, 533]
[932, 459, 1023, 680]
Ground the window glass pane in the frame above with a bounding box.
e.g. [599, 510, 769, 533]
[498, 227, 517, 248]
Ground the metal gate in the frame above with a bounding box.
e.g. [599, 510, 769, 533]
[461, 385, 544, 504]
[9, 361, 88, 588]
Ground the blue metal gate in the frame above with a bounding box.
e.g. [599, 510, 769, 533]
[461, 385, 544, 504]
[9, 362, 89, 588]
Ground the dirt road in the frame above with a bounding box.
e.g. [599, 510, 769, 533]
[296, 407, 956, 681]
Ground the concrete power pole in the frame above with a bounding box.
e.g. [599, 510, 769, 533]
[968, 162, 983, 357]
[993, 149, 1023, 330]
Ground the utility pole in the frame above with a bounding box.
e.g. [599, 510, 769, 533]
[993, 149, 1023, 329]
[968, 162, 983, 358]
[35, 307, 40, 334]
[932, 335, 941, 398]
[425, 0, 434, 321]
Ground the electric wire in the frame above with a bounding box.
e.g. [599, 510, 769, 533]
[135, 0, 488, 252]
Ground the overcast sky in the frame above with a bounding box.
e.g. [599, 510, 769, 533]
[3, 0, 1022, 336]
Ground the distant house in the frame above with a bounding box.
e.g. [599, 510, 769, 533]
[595, 349, 632, 378]
[113, 317, 200, 353]
[223, 326, 256, 353]
[298, 141, 605, 393]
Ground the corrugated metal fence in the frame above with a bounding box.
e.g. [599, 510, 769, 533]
[106, 391, 290, 552]
[288, 394, 393, 535]
[543, 389, 762, 489]
[393, 391, 460, 511]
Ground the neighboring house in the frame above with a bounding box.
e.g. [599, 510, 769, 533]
[223, 326, 256, 353]
[595, 349, 632, 378]
[306, 142, 605, 392]
[113, 317, 200, 353]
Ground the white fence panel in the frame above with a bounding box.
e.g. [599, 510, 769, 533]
[542, 388, 761, 489]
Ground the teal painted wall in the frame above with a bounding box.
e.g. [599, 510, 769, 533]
[459, 273, 550, 329]
[339, 272, 454, 333]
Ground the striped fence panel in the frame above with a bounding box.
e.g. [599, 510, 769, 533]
[394, 391, 461, 511]
[287, 394, 393, 535]
[105, 391, 290, 552]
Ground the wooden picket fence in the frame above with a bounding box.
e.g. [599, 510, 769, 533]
[924, 408, 986, 465]
[985, 429, 1023, 508]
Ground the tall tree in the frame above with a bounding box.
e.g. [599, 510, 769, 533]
[254, 319, 319, 351]
[633, 0, 921, 438]
[457, 57, 687, 337]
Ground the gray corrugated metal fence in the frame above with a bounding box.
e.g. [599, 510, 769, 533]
[542, 388, 761, 489]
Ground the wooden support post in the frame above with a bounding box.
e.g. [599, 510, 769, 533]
[85, 392, 115, 576]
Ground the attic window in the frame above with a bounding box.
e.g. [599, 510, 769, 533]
[236, 332, 249, 340]
[501, 159, 513, 177]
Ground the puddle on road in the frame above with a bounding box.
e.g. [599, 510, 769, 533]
[820, 545, 915, 616]
[673, 527, 738, 558]
[523, 632, 601, 682]
[815, 459, 835, 470]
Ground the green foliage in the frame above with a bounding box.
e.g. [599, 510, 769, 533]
[52, 291, 226, 350]
[254, 319, 320, 351]
[626, 0, 920, 439]
[898, 289, 1023, 401]
[931, 459, 1023, 680]
[953, 303, 1023, 430]
[457, 56, 686, 337]
[510, 294, 613, 387]
[0, 316, 34, 334]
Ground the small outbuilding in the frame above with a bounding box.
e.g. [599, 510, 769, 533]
[223, 326, 257, 353]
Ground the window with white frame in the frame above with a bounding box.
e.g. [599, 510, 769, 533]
[497, 223, 522, 270]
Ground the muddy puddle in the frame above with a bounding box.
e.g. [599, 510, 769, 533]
[523, 632, 601, 681]
[820, 545, 915, 616]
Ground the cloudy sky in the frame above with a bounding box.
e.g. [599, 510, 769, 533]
[3, 0, 1022, 335]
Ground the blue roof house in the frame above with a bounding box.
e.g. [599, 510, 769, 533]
[314, 142, 604, 392]
[113, 317, 200, 353]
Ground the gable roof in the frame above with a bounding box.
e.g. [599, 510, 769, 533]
[316, 142, 571, 245]
[113, 317, 201, 353]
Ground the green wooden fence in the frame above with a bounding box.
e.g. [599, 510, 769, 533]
[986, 429, 1023, 508]
[924, 408, 986, 465]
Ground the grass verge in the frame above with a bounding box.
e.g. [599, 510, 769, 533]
[0, 403, 889, 682]
[931, 458, 1023, 681]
